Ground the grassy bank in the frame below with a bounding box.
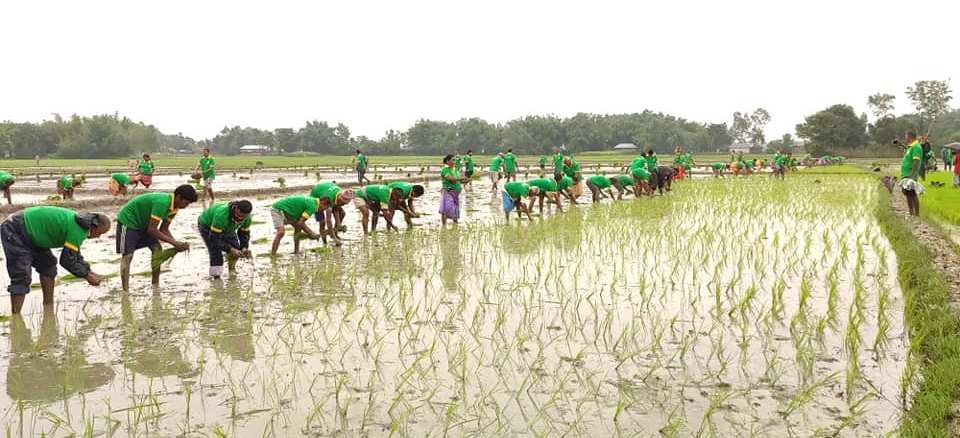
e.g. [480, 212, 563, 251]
[920, 171, 960, 226]
[875, 191, 960, 436]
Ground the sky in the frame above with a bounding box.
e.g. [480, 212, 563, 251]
[0, 0, 957, 142]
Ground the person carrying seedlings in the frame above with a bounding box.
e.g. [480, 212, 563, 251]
[538, 155, 547, 170]
[502, 148, 518, 182]
[0, 170, 15, 204]
[270, 195, 322, 254]
[488, 152, 504, 192]
[711, 162, 726, 178]
[57, 174, 77, 200]
[526, 177, 564, 213]
[2, 206, 110, 313]
[610, 175, 636, 199]
[195, 148, 216, 203]
[116, 184, 197, 291]
[899, 131, 924, 216]
[198, 200, 252, 278]
[502, 181, 539, 222]
[387, 181, 425, 227]
[309, 181, 355, 245]
[462, 150, 476, 189]
[134, 153, 155, 188]
[586, 175, 615, 203]
[353, 149, 371, 186]
[440, 154, 470, 225]
[109, 172, 133, 196]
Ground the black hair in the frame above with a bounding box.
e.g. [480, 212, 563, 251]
[507, 148, 512, 152]
[412, 185, 425, 196]
[174, 184, 198, 202]
[647, 149, 654, 155]
[466, 149, 472, 154]
[230, 199, 253, 214]
[442, 154, 454, 164]
[143, 153, 150, 158]
[75, 212, 108, 230]
[906, 130, 917, 139]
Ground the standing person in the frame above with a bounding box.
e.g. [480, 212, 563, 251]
[2, 207, 110, 313]
[488, 152, 504, 193]
[309, 181, 354, 245]
[502, 181, 538, 222]
[645, 149, 659, 173]
[503, 148, 518, 182]
[919, 136, 932, 180]
[353, 149, 371, 186]
[0, 170, 15, 204]
[388, 181, 425, 227]
[57, 174, 76, 200]
[198, 200, 252, 279]
[439, 154, 469, 225]
[195, 148, 216, 203]
[711, 162, 726, 178]
[552, 147, 565, 182]
[527, 177, 564, 213]
[462, 150, 476, 189]
[109, 173, 133, 196]
[899, 131, 923, 216]
[953, 148, 960, 187]
[538, 155, 547, 171]
[586, 175, 615, 203]
[135, 153, 155, 188]
[116, 185, 197, 291]
[943, 146, 954, 172]
[269, 195, 322, 254]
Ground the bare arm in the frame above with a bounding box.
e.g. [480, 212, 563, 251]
[151, 218, 186, 249]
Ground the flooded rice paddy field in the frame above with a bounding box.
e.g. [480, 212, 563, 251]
[0, 175, 906, 436]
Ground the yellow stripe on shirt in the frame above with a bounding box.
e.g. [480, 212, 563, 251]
[211, 226, 223, 233]
[64, 242, 79, 251]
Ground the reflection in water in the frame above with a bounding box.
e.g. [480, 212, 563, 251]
[6, 309, 114, 401]
[438, 228, 462, 293]
[200, 279, 255, 361]
[120, 292, 198, 378]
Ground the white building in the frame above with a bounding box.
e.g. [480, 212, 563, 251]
[612, 143, 639, 151]
[239, 145, 271, 154]
[728, 142, 754, 154]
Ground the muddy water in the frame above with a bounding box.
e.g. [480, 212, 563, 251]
[0, 175, 904, 436]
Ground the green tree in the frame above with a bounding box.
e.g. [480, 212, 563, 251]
[795, 104, 868, 152]
[906, 80, 953, 132]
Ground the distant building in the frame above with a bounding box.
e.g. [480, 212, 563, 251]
[728, 142, 755, 154]
[612, 143, 639, 151]
[239, 145, 271, 154]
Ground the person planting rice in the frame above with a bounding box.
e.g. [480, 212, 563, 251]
[116, 184, 197, 291]
[743, 158, 755, 175]
[645, 149, 658, 173]
[899, 131, 923, 216]
[0, 170, 15, 204]
[195, 148, 216, 203]
[57, 174, 77, 200]
[552, 148, 565, 182]
[586, 175, 615, 203]
[353, 149, 371, 186]
[526, 177, 564, 213]
[610, 175, 636, 199]
[440, 154, 470, 225]
[270, 195, 322, 254]
[356, 184, 416, 233]
[557, 175, 579, 204]
[198, 200, 252, 279]
[730, 160, 741, 176]
[630, 164, 652, 195]
[488, 152, 504, 193]
[135, 153, 155, 188]
[563, 157, 584, 200]
[654, 166, 676, 194]
[502, 148, 518, 182]
[109, 172, 133, 196]
[1, 207, 110, 313]
[538, 155, 546, 170]
[387, 181, 425, 227]
[772, 151, 787, 180]
[309, 181, 355, 245]
[462, 150, 476, 189]
[711, 162, 726, 178]
[502, 181, 539, 222]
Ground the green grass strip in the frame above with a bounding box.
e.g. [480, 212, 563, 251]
[876, 191, 960, 437]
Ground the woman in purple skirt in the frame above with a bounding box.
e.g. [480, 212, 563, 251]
[439, 154, 470, 225]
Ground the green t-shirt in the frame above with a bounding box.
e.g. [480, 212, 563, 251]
[59, 175, 74, 190]
[117, 192, 178, 230]
[503, 181, 530, 199]
[901, 141, 923, 178]
[354, 187, 367, 201]
[645, 154, 658, 171]
[454, 156, 462, 171]
[112, 173, 131, 185]
[712, 162, 724, 170]
[356, 153, 367, 170]
[363, 184, 391, 203]
[503, 153, 518, 173]
[539, 156, 546, 166]
[558, 176, 574, 190]
[587, 175, 611, 189]
[463, 155, 475, 172]
[310, 182, 342, 204]
[199, 156, 216, 179]
[553, 153, 564, 172]
[630, 157, 646, 170]
[745, 159, 755, 168]
[631, 166, 651, 181]
[0, 171, 15, 185]
[389, 181, 414, 199]
[441, 166, 462, 191]
[564, 161, 582, 180]
[488, 156, 502, 172]
[138, 159, 155, 175]
[614, 175, 634, 187]
[943, 148, 954, 162]
[527, 177, 558, 193]
[23, 206, 88, 250]
[198, 202, 252, 234]
[272, 196, 320, 221]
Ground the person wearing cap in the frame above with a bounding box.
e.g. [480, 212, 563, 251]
[0, 170, 16, 205]
[270, 195, 322, 254]
[115, 184, 198, 291]
[309, 181, 355, 245]
[2, 207, 111, 313]
[502, 181, 539, 222]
